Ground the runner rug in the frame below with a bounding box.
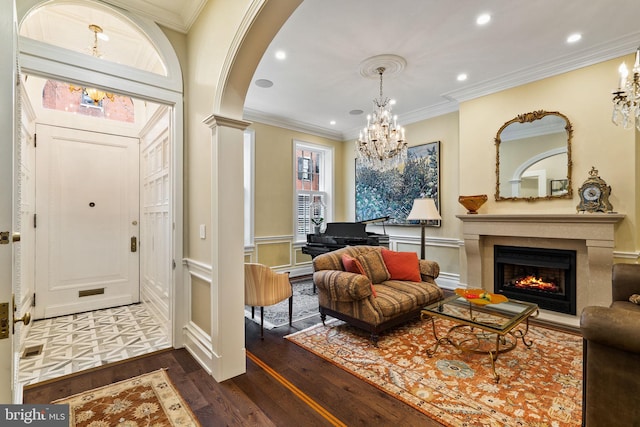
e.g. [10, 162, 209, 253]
[52, 369, 201, 426]
[286, 317, 583, 426]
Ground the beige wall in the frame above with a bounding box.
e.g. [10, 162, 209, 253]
[185, 0, 252, 263]
[178, 0, 640, 379]
[343, 112, 462, 278]
[459, 55, 638, 256]
[182, 0, 302, 380]
[247, 121, 344, 267]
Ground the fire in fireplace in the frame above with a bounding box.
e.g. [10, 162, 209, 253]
[512, 275, 560, 293]
[494, 245, 576, 314]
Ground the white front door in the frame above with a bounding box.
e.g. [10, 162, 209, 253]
[34, 124, 140, 319]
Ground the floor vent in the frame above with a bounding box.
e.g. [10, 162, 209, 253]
[22, 344, 43, 358]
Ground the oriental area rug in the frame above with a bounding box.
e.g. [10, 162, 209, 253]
[52, 369, 201, 427]
[286, 317, 583, 426]
[245, 278, 319, 329]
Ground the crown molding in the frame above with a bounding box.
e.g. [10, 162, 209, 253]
[243, 108, 344, 141]
[100, 0, 208, 33]
[443, 33, 640, 103]
[245, 33, 640, 143]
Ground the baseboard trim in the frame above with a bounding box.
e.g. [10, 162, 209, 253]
[435, 271, 460, 290]
[182, 321, 214, 376]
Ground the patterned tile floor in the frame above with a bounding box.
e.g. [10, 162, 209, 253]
[19, 304, 171, 387]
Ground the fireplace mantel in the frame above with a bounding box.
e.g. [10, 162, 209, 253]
[457, 213, 625, 325]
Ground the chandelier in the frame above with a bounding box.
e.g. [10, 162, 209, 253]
[611, 46, 640, 131]
[69, 24, 115, 105]
[356, 67, 407, 171]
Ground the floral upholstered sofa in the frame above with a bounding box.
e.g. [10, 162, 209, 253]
[313, 245, 443, 344]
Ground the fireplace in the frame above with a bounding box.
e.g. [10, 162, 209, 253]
[494, 245, 576, 315]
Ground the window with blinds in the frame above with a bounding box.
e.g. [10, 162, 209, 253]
[294, 141, 332, 241]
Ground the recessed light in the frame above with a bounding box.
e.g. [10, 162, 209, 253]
[349, 109, 364, 115]
[457, 73, 468, 82]
[254, 79, 273, 88]
[567, 33, 582, 43]
[476, 13, 491, 26]
[330, 120, 336, 125]
[275, 50, 286, 60]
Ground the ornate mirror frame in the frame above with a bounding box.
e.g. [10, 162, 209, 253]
[495, 110, 573, 201]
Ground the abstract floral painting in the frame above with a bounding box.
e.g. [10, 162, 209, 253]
[356, 141, 440, 226]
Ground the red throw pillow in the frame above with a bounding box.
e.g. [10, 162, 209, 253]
[342, 254, 366, 276]
[381, 248, 421, 282]
[341, 254, 377, 297]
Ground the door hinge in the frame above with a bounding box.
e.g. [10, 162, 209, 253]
[33, 213, 37, 228]
[34, 133, 37, 148]
[32, 293, 36, 307]
[172, 260, 176, 270]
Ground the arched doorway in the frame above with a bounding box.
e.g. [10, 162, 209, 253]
[13, 0, 184, 389]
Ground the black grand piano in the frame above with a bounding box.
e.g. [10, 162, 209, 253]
[301, 216, 390, 258]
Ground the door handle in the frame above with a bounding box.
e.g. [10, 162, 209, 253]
[12, 294, 30, 335]
[0, 231, 21, 244]
[131, 236, 137, 252]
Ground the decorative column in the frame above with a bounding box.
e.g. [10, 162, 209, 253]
[203, 113, 251, 381]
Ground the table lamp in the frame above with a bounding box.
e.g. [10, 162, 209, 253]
[406, 198, 441, 259]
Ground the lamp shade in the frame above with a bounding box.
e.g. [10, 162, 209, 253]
[406, 198, 441, 221]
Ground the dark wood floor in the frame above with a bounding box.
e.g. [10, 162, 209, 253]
[23, 311, 444, 426]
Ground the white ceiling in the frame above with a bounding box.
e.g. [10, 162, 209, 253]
[21, 0, 640, 141]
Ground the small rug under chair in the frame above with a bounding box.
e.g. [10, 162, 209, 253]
[245, 278, 319, 329]
[52, 369, 201, 426]
[286, 315, 583, 426]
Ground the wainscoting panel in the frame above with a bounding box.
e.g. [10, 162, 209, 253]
[140, 106, 172, 342]
[294, 246, 312, 265]
[256, 240, 291, 268]
[391, 236, 461, 290]
[182, 259, 214, 373]
[247, 237, 313, 277]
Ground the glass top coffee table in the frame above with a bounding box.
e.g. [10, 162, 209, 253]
[421, 294, 539, 383]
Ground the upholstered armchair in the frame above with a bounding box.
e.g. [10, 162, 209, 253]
[244, 263, 293, 338]
[580, 263, 640, 426]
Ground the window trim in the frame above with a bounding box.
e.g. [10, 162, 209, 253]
[293, 140, 334, 243]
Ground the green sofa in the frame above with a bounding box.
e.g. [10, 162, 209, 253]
[580, 263, 640, 426]
[312, 245, 443, 344]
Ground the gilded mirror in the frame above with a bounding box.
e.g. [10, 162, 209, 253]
[495, 110, 572, 201]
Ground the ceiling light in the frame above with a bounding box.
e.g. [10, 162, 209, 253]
[457, 73, 468, 81]
[275, 50, 286, 60]
[330, 120, 336, 125]
[567, 33, 582, 43]
[255, 79, 273, 88]
[68, 24, 114, 105]
[349, 109, 364, 115]
[611, 45, 640, 131]
[356, 66, 407, 172]
[476, 13, 491, 25]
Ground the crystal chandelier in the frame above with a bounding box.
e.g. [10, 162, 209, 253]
[69, 24, 115, 105]
[611, 46, 640, 131]
[356, 67, 407, 171]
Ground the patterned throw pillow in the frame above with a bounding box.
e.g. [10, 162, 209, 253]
[342, 254, 376, 297]
[630, 294, 640, 305]
[355, 250, 391, 284]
